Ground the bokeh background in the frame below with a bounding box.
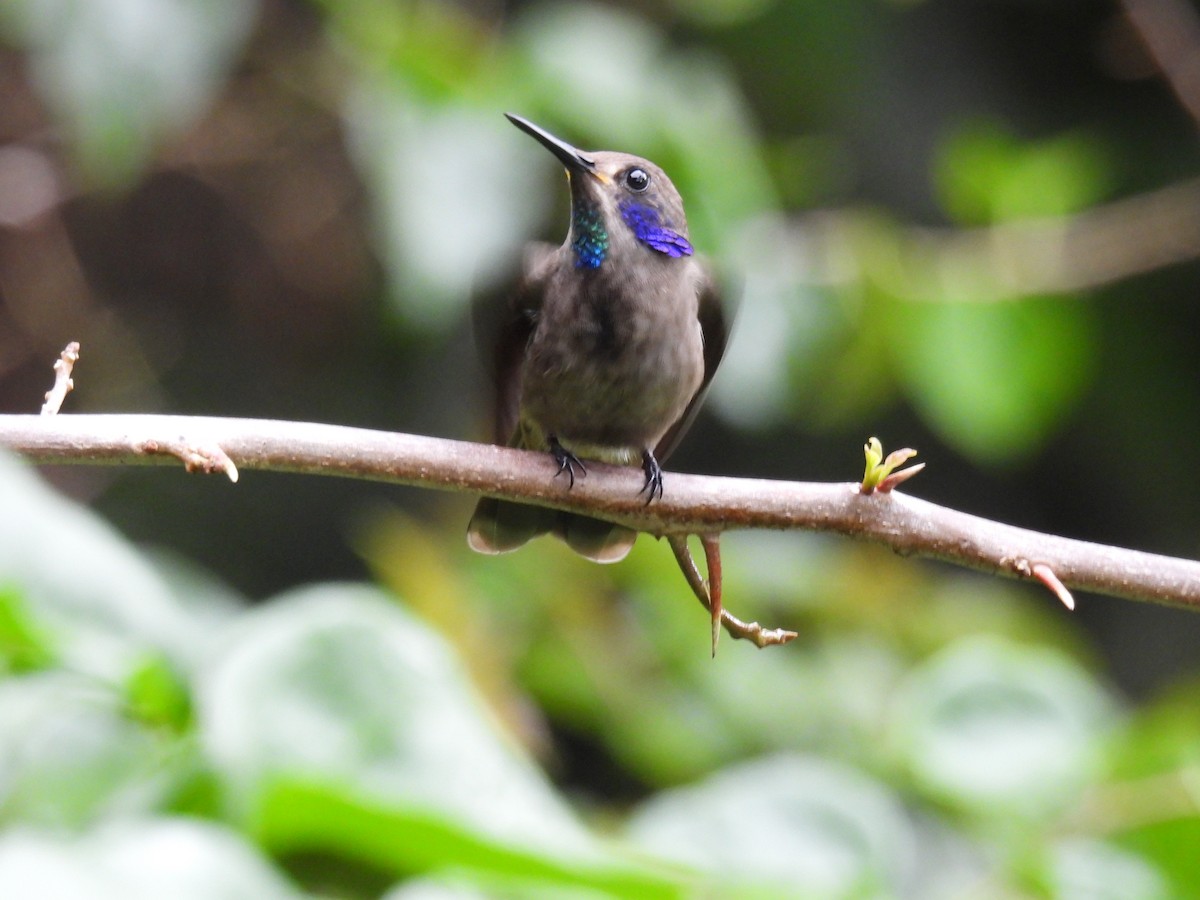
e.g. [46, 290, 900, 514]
[2, 0, 1200, 896]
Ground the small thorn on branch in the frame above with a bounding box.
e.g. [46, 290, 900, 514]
[666, 534, 798, 651]
[1032, 562, 1076, 611]
[136, 439, 239, 483]
[41, 342, 80, 416]
[1006, 556, 1077, 611]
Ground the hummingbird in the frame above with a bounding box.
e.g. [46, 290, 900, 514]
[467, 113, 729, 563]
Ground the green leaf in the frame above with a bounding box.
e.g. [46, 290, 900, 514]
[1038, 838, 1170, 900]
[889, 636, 1116, 820]
[1117, 819, 1200, 898]
[935, 122, 1111, 224]
[1101, 679, 1200, 894]
[258, 780, 686, 898]
[1109, 677, 1200, 780]
[381, 872, 619, 900]
[0, 452, 235, 680]
[197, 583, 686, 894]
[123, 652, 192, 733]
[0, 672, 169, 827]
[890, 297, 1096, 463]
[627, 754, 918, 896]
[0, 818, 300, 899]
[0, 585, 56, 673]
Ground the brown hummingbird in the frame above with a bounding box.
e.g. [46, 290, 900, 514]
[468, 113, 729, 563]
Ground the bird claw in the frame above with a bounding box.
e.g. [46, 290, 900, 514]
[549, 437, 586, 488]
[640, 450, 664, 504]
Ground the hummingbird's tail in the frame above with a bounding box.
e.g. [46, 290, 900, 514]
[467, 498, 550, 554]
[554, 512, 637, 563]
[467, 498, 636, 563]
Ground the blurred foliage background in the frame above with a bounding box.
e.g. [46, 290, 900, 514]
[3, 0, 1200, 896]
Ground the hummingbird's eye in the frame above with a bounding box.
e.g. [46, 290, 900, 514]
[624, 168, 650, 192]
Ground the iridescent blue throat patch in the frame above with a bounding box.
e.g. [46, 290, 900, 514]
[571, 203, 609, 269]
[619, 201, 693, 258]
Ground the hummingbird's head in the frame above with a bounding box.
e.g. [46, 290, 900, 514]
[506, 113, 693, 271]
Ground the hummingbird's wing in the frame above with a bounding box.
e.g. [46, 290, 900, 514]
[468, 242, 557, 557]
[654, 260, 733, 462]
[472, 242, 556, 444]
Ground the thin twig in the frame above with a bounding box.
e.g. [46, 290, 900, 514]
[40, 342, 79, 416]
[0, 413, 1198, 610]
[666, 535, 797, 648]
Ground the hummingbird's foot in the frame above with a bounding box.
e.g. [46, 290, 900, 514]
[640, 450, 664, 503]
[549, 436, 587, 488]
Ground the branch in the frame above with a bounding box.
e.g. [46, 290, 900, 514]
[802, 177, 1200, 301]
[1121, 0, 1200, 133]
[0, 413, 1198, 610]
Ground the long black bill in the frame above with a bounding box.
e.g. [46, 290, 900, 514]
[505, 113, 596, 173]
